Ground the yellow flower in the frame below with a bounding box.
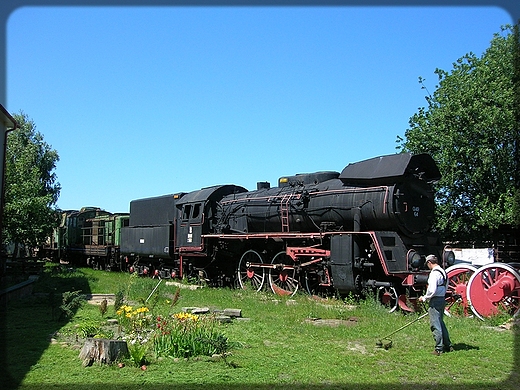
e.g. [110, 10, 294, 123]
[174, 312, 199, 321]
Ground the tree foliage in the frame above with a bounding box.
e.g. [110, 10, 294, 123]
[3, 112, 60, 254]
[397, 25, 520, 242]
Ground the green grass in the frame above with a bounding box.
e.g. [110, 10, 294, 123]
[3, 266, 520, 390]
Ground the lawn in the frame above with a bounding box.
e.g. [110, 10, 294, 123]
[2, 264, 519, 390]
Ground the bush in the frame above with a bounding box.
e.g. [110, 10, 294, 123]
[59, 290, 84, 320]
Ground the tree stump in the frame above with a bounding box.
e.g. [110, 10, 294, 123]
[79, 338, 129, 366]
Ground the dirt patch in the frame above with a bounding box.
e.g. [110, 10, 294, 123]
[499, 317, 520, 330]
[303, 317, 359, 327]
[84, 294, 116, 306]
[346, 341, 369, 354]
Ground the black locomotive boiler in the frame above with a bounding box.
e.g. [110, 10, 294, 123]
[120, 153, 454, 311]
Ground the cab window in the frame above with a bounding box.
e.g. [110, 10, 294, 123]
[182, 204, 191, 220]
[192, 203, 201, 219]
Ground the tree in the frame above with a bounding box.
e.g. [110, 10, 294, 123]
[397, 24, 520, 242]
[3, 112, 60, 256]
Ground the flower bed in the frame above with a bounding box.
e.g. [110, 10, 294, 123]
[115, 304, 230, 366]
[154, 312, 228, 358]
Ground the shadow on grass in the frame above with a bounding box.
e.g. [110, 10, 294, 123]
[1, 265, 92, 390]
[451, 342, 479, 352]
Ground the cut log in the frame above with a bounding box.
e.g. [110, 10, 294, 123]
[79, 338, 129, 366]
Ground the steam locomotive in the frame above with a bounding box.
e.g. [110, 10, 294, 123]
[45, 153, 454, 310]
[119, 152, 454, 309]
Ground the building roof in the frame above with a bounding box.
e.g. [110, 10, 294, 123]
[0, 104, 17, 131]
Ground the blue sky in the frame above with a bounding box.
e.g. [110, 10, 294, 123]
[6, 6, 513, 213]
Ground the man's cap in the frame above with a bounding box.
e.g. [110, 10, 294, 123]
[425, 254, 438, 263]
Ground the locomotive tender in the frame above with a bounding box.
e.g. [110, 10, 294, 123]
[120, 153, 454, 309]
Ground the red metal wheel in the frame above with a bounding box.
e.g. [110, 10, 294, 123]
[237, 250, 265, 292]
[444, 264, 477, 317]
[378, 286, 398, 313]
[269, 251, 299, 296]
[506, 263, 520, 273]
[303, 267, 333, 297]
[467, 263, 520, 320]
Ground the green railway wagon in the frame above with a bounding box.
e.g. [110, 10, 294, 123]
[48, 207, 129, 269]
[83, 211, 130, 270]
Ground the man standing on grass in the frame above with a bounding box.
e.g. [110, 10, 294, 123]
[419, 254, 454, 356]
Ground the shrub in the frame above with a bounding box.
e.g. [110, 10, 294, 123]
[59, 290, 84, 320]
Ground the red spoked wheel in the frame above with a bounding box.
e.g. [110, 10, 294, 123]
[444, 264, 477, 317]
[507, 263, 520, 273]
[269, 251, 299, 296]
[378, 286, 399, 313]
[467, 263, 520, 320]
[237, 250, 265, 292]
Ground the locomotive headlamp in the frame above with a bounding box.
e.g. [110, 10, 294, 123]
[443, 248, 456, 267]
[407, 250, 422, 269]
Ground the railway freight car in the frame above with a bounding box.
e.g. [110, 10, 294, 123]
[121, 153, 455, 311]
[44, 207, 129, 270]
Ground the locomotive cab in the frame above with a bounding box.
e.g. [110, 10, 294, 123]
[176, 185, 247, 250]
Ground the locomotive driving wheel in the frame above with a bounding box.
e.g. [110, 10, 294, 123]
[269, 251, 299, 296]
[237, 250, 265, 292]
[444, 264, 477, 317]
[467, 263, 520, 320]
[304, 267, 333, 297]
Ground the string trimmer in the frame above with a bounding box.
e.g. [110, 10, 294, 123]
[375, 312, 429, 349]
